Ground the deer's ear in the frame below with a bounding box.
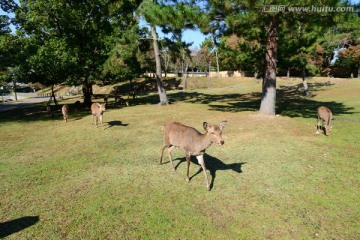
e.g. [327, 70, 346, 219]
[219, 121, 227, 129]
[203, 122, 209, 131]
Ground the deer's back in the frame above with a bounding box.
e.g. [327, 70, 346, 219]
[62, 105, 69, 114]
[163, 122, 201, 148]
[318, 106, 332, 120]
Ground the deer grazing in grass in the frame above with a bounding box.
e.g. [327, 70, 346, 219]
[61, 105, 69, 122]
[160, 121, 227, 190]
[316, 106, 333, 136]
[91, 103, 106, 129]
[114, 95, 129, 107]
[74, 100, 81, 113]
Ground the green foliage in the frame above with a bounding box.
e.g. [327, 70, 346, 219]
[7, 0, 116, 85]
[0, 30, 35, 83]
[0, 15, 11, 34]
[200, 0, 356, 75]
[326, 9, 360, 69]
[28, 38, 77, 86]
[1, 0, 143, 103]
[140, 0, 203, 35]
[102, 25, 144, 83]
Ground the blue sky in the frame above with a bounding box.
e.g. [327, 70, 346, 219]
[159, 28, 208, 49]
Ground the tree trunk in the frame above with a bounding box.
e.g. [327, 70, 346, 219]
[51, 85, 58, 106]
[183, 62, 189, 90]
[287, 68, 290, 78]
[151, 25, 169, 105]
[259, 15, 278, 115]
[215, 48, 219, 73]
[82, 77, 92, 108]
[12, 80, 18, 101]
[164, 56, 170, 78]
[208, 61, 212, 88]
[302, 68, 309, 96]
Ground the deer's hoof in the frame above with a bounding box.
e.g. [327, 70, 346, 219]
[186, 178, 190, 183]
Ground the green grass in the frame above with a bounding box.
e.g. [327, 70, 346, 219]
[0, 77, 359, 239]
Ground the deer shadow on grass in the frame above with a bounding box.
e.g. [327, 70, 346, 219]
[173, 153, 246, 190]
[0, 216, 39, 238]
[105, 120, 129, 129]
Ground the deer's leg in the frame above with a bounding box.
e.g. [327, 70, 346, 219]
[316, 116, 321, 134]
[321, 119, 325, 134]
[185, 152, 191, 182]
[159, 145, 168, 165]
[100, 115, 104, 129]
[167, 146, 176, 171]
[196, 154, 210, 191]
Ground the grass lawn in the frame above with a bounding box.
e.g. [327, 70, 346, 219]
[0, 77, 359, 239]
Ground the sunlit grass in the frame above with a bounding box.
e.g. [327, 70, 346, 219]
[0, 77, 359, 239]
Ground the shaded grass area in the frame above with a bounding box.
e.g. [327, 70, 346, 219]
[0, 77, 359, 239]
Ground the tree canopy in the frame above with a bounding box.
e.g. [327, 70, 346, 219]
[0, 0, 358, 113]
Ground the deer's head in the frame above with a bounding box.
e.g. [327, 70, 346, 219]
[324, 125, 331, 136]
[204, 121, 227, 145]
[97, 103, 106, 112]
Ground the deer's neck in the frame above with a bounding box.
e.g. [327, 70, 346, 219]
[198, 133, 213, 151]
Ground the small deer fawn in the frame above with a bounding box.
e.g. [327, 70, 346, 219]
[61, 105, 69, 122]
[316, 106, 333, 136]
[91, 103, 106, 129]
[160, 121, 227, 190]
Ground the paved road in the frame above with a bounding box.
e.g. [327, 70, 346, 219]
[0, 97, 50, 113]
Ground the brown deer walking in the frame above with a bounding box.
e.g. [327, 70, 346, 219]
[61, 105, 69, 122]
[160, 121, 227, 190]
[316, 106, 333, 136]
[91, 103, 106, 129]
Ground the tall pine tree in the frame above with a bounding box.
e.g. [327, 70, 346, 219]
[201, 0, 343, 115]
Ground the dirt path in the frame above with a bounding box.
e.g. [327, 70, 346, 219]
[0, 97, 50, 113]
